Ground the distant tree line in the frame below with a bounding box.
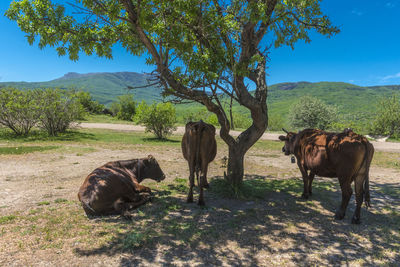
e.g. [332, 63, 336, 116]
[2, 87, 398, 140]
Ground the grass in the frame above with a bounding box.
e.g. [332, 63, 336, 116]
[0, 215, 17, 224]
[372, 151, 400, 170]
[0, 128, 181, 148]
[0, 145, 59, 155]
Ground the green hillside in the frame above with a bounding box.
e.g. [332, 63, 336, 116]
[0, 72, 163, 105]
[1, 72, 399, 126]
[267, 82, 399, 119]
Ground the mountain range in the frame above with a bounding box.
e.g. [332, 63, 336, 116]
[1, 72, 399, 121]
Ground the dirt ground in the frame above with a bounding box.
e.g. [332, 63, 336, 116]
[0, 126, 399, 266]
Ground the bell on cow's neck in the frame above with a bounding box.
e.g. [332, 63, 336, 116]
[291, 156, 296, 163]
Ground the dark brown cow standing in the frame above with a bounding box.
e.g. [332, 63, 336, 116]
[182, 120, 217, 205]
[78, 155, 165, 217]
[279, 128, 374, 224]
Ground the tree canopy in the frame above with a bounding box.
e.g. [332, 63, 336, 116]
[6, 0, 339, 185]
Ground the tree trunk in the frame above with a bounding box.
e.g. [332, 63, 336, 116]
[224, 115, 268, 186]
[225, 145, 245, 187]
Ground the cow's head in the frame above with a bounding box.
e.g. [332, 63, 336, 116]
[142, 155, 166, 182]
[278, 128, 297, 155]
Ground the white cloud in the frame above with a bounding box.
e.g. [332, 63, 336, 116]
[385, 2, 397, 8]
[382, 72, 400, 81]
[351, 9, 364, 16]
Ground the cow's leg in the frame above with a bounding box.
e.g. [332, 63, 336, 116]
[335, 178, 352, 220]
[308, 172, 315, 196]
[114, 194, 152, 218]
[352, 173, 365, 224]
[187, 163, 195, 203]
[134, 183, 152, 193]
[299, 166, 310, 199]
[203, 164, 210, 189]
[203, 176, 210, 189]
[195, 167, 200, 187]
[197, 163, 208, 206]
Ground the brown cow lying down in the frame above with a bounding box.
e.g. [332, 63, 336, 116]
[279, 128, 374, 224]
[182, 120, 217, 206]
[78, 155, 165, 217]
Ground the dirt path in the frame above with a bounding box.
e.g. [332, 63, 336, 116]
[80, 122, 400, 152]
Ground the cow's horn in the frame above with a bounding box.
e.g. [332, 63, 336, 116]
[282, 128, 289, 134]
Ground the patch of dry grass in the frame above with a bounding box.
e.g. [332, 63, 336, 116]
[1, 128, 399, 266]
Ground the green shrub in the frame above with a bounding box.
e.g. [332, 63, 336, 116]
[231, 112, 252, 129]
[35, 89, 85, 136]
[205, 113, 219, 126]
[76, 91, 104, 114]
[267, 114, 285, 131]
[134, 101, 177, 139]
[0, 87, 39, 136]
[182, 109, 208, 124]
[369, 93, 400, 138]
[110, 101, 120, 116]
[288, 96, 338, 130]
[110, 94, 136, 120]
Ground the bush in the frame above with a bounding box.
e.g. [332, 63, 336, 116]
[110, 101, 120, 117]
[267, 115, 285, 131]
[181, 109, 208, 124]
[231, 112, 252, 129]
[288, 96, 338, 130]
[134, 101, 177, 139]
[35, 89, 84, 136]
[109, 94, 136, 120]
[0, 88, 39, 135]
[76, 91, 104, 114]
[205, 113, 219, 126]
[369, 94, 400, 138]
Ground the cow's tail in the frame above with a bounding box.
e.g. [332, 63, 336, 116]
[364, 173, 370, 209]
[363, 142, 374, 209]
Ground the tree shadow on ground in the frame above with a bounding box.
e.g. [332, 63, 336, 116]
[74, 175, 400, 266]
[141, 137, 180, 143]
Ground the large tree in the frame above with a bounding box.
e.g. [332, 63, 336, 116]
[6, 0, 338, 186]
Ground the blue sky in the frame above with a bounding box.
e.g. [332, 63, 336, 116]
[0, 0, 399, 86]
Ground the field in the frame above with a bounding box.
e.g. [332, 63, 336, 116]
[0, 127, 399, 266]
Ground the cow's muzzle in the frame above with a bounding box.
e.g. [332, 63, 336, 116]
[282, 147, 290, 156]
[158, 174, 166, 182]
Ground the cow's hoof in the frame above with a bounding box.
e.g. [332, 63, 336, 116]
[187, 197, 193, 203]
[334, 212, 345, 220]
[351, 217, 361, 224]
[301, 193, 309, 199]
[309, 191, 313, 196]
[197, 200, 205, 206]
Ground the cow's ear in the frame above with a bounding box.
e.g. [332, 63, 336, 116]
[278, 135, 287, 141]
[148, 155, 155, 162]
